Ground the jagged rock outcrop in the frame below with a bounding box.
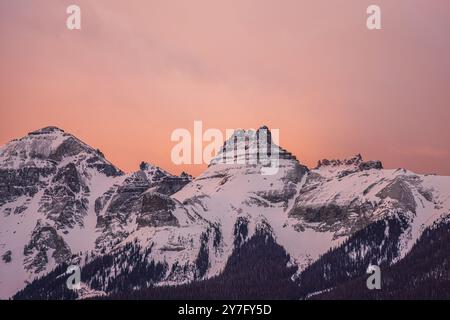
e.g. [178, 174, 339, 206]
[136, 192, 179, 228]
[23, 220, 72, 273]
[1, 126, 450, 300]
[210, 126, 299, 166]
[2, 250, 12, 263]
[94, 162, 192, 250]
[316, 154, 383, 178]
[376, 177, 416, 213]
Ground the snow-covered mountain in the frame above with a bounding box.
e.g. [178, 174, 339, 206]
[1, 126, 449, 299]
[0, 127, 191, 298]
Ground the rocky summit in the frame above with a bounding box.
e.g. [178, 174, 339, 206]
[1, 127, 450, 299]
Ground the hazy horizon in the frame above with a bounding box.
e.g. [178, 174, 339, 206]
[1, 0, 450, 176]
[1, 124, 448, 178]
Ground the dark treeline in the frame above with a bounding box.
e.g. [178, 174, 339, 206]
[12, 214, 450, 300]
[314, 218, 450, 299]
[297, 215, 409, 298]
[13, 263, 77, 300]
[83, 241, 168, 293]
[13, 240, 168, 300]
[106, 229, 300, 299]
[13, 225, 300, 300]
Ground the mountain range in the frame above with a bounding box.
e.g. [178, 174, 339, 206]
[1, 126, 449, 299]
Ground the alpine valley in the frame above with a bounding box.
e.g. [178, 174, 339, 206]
[1, 126, 450, 300]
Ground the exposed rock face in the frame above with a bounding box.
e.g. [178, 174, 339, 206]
[317, 154, 364, 168]
[316, 154, 383, 177]
[28, 126, 65, 135]
[23, 221, 72, 273]
[290, 202, 376, 235]
[136, 163, 192, 195]
[2, 250, 12, 263]
[1, 126, 450, 301]
[359, 160, 383, 171]
[136, 192, 179, 228]
[39, 163, 90, 230]
[0, 127, 127, 297]
[376, 177, 416, 212]
[0, 167, 54, 207]
[210, 126, 299, 166]
[289, 156, 417, 239]
[49, 137, 91, 162]
[153, 175, 192, 195]
[94, 174, 149, 249]
[86, 154, 122, 177]
[99, 175, 148, 226]
[93, 162, 193, 250]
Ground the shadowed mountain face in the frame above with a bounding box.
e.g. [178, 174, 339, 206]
[0, 127, 193, 298]
[1, 126, 450, 300]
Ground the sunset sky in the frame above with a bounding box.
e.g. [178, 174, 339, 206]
[1, 0, 449, 176]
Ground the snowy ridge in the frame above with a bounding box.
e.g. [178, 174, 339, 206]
[1, 126, 450, 299]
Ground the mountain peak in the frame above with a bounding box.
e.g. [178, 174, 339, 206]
[139, 161, 156, 171]
[209, 126, 299, 166]
[0, 126, 122, 176]
[317, 154, 363, 168]
[256, 125, 270, 133]
[315, 154, 383, 176]
[28, 126, 65, 136]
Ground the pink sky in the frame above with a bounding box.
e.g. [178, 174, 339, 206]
[1, 0, 449, 176]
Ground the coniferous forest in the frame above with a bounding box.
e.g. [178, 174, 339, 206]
[12, 217, 450, 300]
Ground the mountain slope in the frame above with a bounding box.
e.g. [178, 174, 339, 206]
[309, 215, 450, 299]
[2, 126, 450, 299]
[0, 127, 192, 298]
